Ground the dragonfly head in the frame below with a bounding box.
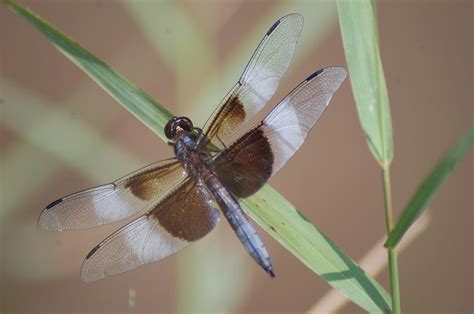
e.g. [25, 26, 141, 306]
[165, 116, 194, 140]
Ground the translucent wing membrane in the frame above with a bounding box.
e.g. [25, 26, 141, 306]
[81, 178, 220, 282]
[37, 11, 347, 283]
[213, 67, 347, 198]
[201, 13, 304, 147]
[39, 159, 187, 230]
[263, 67, 347, 173]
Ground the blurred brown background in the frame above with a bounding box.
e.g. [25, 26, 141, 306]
[1, 0, 472, 313]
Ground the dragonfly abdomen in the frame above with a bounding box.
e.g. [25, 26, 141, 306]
[204, 174, 275, 278]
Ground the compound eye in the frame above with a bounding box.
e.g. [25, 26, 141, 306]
[164, 117, 178, 140]
[164, 116, 193, 140]
[178, 117, 193, 133]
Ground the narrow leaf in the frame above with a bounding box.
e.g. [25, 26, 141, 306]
[385, 126, 474, 248]
[242, 186, 392, 313]
[5, 1, 392, 311]
[337, 0, 393, 167]
[3, 0, 173, 142]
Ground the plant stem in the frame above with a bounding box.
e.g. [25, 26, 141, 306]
[382, 167, 401, 314]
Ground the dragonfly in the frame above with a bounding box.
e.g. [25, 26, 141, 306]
[38, 13, 346, 282]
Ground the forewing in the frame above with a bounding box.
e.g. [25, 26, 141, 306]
[39, 159, 187, 230]
[201, 14, 304, 147]
[213, 67, 347, 198]
[80, 178, 220, 282]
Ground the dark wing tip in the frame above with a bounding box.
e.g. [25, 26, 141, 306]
[85, 244, 101, 260]
[306, 68, 325, 81]
[266, 19, 281, 36]
[80, 244, 104, 282]
[267, 13, 304, 36]
[38, 202, 62, 231]
[46, 198, 63, 209]
[306, 66, 348, 82]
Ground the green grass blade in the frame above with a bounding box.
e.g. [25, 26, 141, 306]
[385, 126, 474, 248]
[5, 0, 392, 311]
[243, 186, 392, 313]
[2, 0, 173, 142]
[337, 0, 393, 167]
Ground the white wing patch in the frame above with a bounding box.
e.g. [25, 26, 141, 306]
[201, 14, 304, 145]
[38, 159, 186, 230]
[80, 180, 220, 282]
[81, 216, 188, 282]
[239, 13, 304, 119]
[263, 67, 347, 174]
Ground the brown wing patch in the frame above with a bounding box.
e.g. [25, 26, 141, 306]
[39, 159, 187, 231]
[213, 126, 273, 198]
[207, 94, 246, 142]
[125, 162, 182, 201]
[200, 15, 303, 149]
[149, 179, 219, 241]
